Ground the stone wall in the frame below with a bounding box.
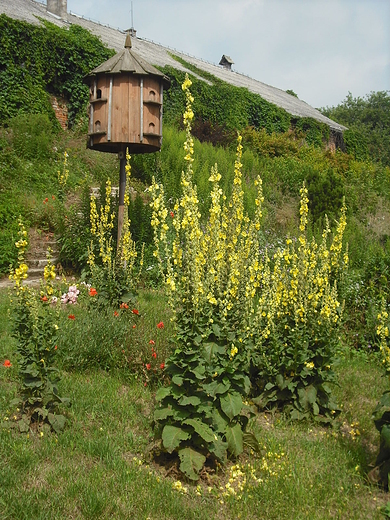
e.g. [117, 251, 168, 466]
[50, 96, 68, 129]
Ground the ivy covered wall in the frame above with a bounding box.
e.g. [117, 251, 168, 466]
[0, 15, 114, 126]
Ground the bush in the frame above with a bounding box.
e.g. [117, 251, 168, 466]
[8, 113, 57, 161]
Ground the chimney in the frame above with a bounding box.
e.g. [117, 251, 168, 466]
[47, 0, 67, 19]
[219, 55, 234, 71]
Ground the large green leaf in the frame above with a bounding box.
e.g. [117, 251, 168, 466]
[155, 386, 172, 401]
[47, 413, 66, 433]
[162, 425, 190, 453]
[220, 392, 242, 420]
[154, 407, 174, 421]
[297, 385, 317, 411]
[243, 432, 261, 453]
[225, 423, 243, 457]
[191, 365, 206, 380]
[203, 342, 225, 363]
[209, 438, 228, 462]
[179, 396, 201, 406]
[178, 447, 206, 480]
[171, 375, 184, 386]
[183, 418, 215, 443]
[211, 408, 229, 433]
[17, 415, 30, 433]
[203, 380, 230, 397]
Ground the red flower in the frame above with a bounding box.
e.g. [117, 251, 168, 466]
[132, 325, 136, 329]
[149, 340, 155, 345]
[120, 302, 129, 309]
[157, 321, 164, 329]
[170, 211, 174, 218]
[54, 345, 57, 350]
[160, 363, 165, 370]
[114, 311, 119, 317]
[146, 363, 151, 370]
[52, 195, 55, 200]
[132, 309, 139, 315]
[43, 197, 48, 204]
[89, 288, 98, 296]
[68, 314, 75, 320]
[40, 295, 48, 302]
[3, 359, 12, 367]
[152, 352, 157, 359]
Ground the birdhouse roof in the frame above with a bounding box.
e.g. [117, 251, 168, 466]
[86, 34, 170, 87]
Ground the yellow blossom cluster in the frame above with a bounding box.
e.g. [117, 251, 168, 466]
[377, 300, 390, 376]
[150, 74, 265, 328]
[89, 179, 115, 268]
[57, 150, 69, 189]
[253, 185, 347, 351]
[43, 247, 56, 296]
[118, 151, 139, 266]
[9, 218, 29, 290]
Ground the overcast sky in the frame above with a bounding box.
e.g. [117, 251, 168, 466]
[66, 0, 390, 109]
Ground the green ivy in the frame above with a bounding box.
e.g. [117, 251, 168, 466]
[0, 15, 114, 126]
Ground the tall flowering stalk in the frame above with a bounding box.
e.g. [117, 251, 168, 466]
[57, 150, 69, 201]
[8, 219, 68, 433]
[9, 218, 29, 291]
[151, 75, 262, 480]
[88, 154, 142, 307]
[251, 186, 348, 421]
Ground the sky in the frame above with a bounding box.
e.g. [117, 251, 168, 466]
[65, 0, 390, 109]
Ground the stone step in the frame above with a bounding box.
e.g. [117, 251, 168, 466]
[28, 257, 60, 269]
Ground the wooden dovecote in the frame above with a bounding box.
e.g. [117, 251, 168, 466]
[84, 33, 170, 154]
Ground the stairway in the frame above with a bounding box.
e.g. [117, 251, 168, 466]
[24, 229, 60, 285]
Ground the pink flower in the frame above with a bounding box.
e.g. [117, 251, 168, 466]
[3, 359, 12, 367]
[157, 321, 164, 329]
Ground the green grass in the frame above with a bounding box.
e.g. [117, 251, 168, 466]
[1, 287, 389, 519]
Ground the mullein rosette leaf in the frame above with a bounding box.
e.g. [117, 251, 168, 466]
[151, 75, 261, 479]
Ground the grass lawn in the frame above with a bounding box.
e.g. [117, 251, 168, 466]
[1, 287, 389, 519]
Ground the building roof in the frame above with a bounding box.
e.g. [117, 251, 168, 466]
[0, 0, 347, 132]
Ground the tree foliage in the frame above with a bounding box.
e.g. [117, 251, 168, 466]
[321, 91, 390, 167]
